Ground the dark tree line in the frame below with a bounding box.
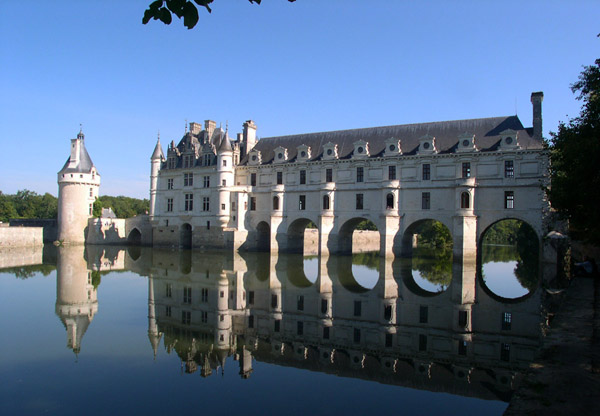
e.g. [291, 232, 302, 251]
[92, 196, 149, 219]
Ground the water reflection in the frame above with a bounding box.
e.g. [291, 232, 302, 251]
[0, 243, 545, 405]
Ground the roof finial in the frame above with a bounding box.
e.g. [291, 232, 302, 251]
[185, 119, 188, 133]
[157, 130, 160, 141]
[79, 123, 82, 133]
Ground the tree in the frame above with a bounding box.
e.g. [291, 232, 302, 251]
[143, 0, 297, 29]
[548, 49, 600, 244]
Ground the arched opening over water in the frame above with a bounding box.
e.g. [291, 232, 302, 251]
[401, 219, 453, 294]
[127, 228, 141, 245]
[256, 221, 270, 252]
[180, 223, 192, 249]
[335, 252, 380, 293]
[286, 218, 318, 254]
[479, 219, 539, 299]
[337, 218, 379, 254]
[285, 254, 318, 288]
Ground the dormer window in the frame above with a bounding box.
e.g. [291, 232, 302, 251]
[296, 145, 311, 162]
[499, 129, 520, 149]
[323, 142, 338, 160]
[248, 150, 261, 166]
[352, 140, 369, 158]
[457, 133, 476, 153]
[384, 137, 401, 156]
[273, 146, 288, 164]
[418, 135, 437, 155]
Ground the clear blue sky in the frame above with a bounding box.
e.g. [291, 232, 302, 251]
[1, 1, 598, 199]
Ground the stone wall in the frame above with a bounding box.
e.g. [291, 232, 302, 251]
[8, 219, 57, 242]
[86, 215, 153, 246]
[303, 229, 380, 255]
[0, 224, 44, 248]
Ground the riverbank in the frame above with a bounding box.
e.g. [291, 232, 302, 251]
[504, 274, 600, 415]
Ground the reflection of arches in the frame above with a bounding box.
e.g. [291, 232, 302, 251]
[127, 228, 142, 245]
[460, 192, 470, 209]
[478, 218, 540, 300]
[180, 223, 192, 248]
[285, 254, 317, 288]
[286, 218, 317, 254]
[256, 221, 270, 252]
[333, 255, 378, 293]
[386, 193, 394, 209]
[338, 218, 379, 254]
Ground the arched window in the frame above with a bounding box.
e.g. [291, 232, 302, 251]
[460, 192, 470, 209]
[273, 196, 280, 210]
[322, 195, 330, 210]
[386, 193, 394, 209]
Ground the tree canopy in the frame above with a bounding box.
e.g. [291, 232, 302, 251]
[143, 0, 297, 29]
[548, 47, 600, 245]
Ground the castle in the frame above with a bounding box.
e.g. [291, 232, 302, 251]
[56, 92, 549, 260]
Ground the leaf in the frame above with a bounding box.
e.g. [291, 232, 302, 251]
[183, 2, 199, 29]
[159, 7, 173, 24]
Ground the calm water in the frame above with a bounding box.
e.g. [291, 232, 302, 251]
[0, 243, 541, 416]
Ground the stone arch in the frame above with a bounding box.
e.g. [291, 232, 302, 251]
[336, 217, 380, 255]
[400, 219, 453, 258]
[478, 218, 540, 299]
[256, 221, 271, 252]
[285, 218, 318, 254]
[284, 254, 318, 288]
[180, 223, 192, 248]
[127, 227, 142, 245]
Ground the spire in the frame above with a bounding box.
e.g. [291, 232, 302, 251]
[151, 133, 165, 160]
[217, 126, 232, 153]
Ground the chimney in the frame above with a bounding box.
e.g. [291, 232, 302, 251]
[204, 120, 216, 138]
[242, 120, 257, 158]
[189, 122, 202, 135]
[530, 91, 544, 141]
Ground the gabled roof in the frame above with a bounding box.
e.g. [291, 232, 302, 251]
[240, 116, 541, 165]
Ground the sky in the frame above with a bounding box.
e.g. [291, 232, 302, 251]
[0, 0, 598, 199]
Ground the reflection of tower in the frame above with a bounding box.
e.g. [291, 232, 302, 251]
[57, 130, 100, 244]
[55, 246, 98, 355]
[216, 272, 231, 355]
[148, 273, 163, 359]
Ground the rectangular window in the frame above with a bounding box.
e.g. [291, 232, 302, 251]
[384, 305, 392, 321]
[184, 173, 193, 186]
[297, 321, 303, 335]
[271, 294, 278, 308]
[203, 154, 211, 166]
[297, 295, 304, 311]
[300, 170, 306, 184]
[89, 204, 93, 215]
[353, 328, 361, 344]
[505, 160, 514, 178]
[168, 157, 176, 169]
[274, 319, 281, 332]
[321, 299, 328, 314]
[167, 198, 173, 212]
[181, 311, 191, 325]
[250, 196, 256, 211]
[248, 291, 255, 305]
[183, 287, 192, 304]
[500, 343, 510, 361]
[201, 288, 208, 302]
[250, 173, 257, 186]
[89, 188, 93, 197]
[222, 179, 226, 186]
[276, 171, 283, 184]
[459, 310, 469, 327]
[222, 159, 227, 167]
[458, 340, 467, 355]
[184, 193, 193, 211]
[385, 333, 393, 348]
[354, 300, 362, 317]
[388, 165, 396, 180]
[323, 326, 330, 339]
[357, 166, 364, 183]
[422, 192, 430, 210]
[166, 283, 172, 298]
[167, 178, 173, 190]
[201, 311, 208, 323]
[326, 168, 333, 183]
[462, 162, 471, 178]
[356, 193, 364, 210]
[203, 197, 210, 212]
[248, 315, 254, 328]
[203, 176, 210, 188]
[299, 195, 306, 210]
[422, 164, 431, 180]
[165, 306, 171, 317]
[207, 221, 210, 230]
[419, 334, 427, 351]
[419, 305, 428, 324]
[502, 312, 512, 330]
[505, 191, 514, 209]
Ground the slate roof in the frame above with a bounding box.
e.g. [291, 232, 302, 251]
[151, 138, 165, 160]
[58, 135, 96, 174]
[240, 115, 541, 165]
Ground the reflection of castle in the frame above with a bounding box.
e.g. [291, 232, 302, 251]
[55, 246, 98, 355]
[138, 249, 541, 401]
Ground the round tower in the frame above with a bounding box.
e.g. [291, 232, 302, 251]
[57, 130, 100, 244]
[216, 129, 234, 227]
[150, 135, 164, 220]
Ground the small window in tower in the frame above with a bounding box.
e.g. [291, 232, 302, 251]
[89, 204, 93, 215]
[222, 179, 226, 186]
[223, 160, 227, 167]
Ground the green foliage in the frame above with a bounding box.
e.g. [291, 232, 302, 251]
[547, 50, 600, 244]
[416, 220, 452, 248]
[91, 271, 102, 289]
[482, 219, 521, 245]
[2, 264, 56, 279]
[93, 196, 149, 218]
[355, 219, 377, 231]
[412, 245, 452, 288]
[0, 190, 58, 222]
[352, 251, 379, 270]
[143, 0, 297, 29]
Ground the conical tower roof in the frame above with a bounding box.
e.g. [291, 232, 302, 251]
[151, 136, 165, 160]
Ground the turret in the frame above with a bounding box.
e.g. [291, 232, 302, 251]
[150, 135, 165, 220]
[217, 128, 234, 227]
[57, 130, 100, 244]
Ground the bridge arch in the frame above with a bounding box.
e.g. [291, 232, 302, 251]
[127, 227, 142, 245]
[256, 221, 270, 252]
[400, 218, 453, 258]
[336, 217, 380, 255]
[284, 218, 318, 254]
